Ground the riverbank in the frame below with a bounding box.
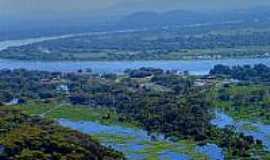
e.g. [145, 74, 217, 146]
[12, 101, 139, 128]
[11, 101, 270, 159]
[212, 111, 270, 151]
[2, 67, 270, 159]
[0, 106, 124, 160]
[0, 58, 269, 75]
[208, 83, 270, 124]
[12, 102, 210, 160]
[2, 24, 270, 62]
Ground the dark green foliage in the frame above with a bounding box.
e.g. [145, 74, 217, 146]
[0, 69, 60, 101]
[0, 68, 268, 158]
[125, 67, 163, 78]
[151, 74, 193, 94]
[2, 24, 270, 61]
[209, 64, 232, 75]
[210, 63, 270, 82]
[207, 126, 264, 158]
[210, 83, 270, 123]
[0, 107, 124, 160]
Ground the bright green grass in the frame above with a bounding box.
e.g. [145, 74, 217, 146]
[12, 101, 208, 160]
[94, 133, 208, 160]
[92, 133, 135, 144]
[12, 101, 139, 128]
[227, 85, 268, 96]
[13, 101, 55, 115]
[137, 140, 208, 160]
[241, 123, 259, 132]
[208, 83, 270, 124]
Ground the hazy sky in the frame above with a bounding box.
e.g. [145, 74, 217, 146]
[1, 0, 270, 17]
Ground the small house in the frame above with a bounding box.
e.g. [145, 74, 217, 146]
[4, 98, 26, 106]
[56, 84, 70, 94]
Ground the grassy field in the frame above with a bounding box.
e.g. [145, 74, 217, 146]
[208, 83, 270, 124]
[12, 101, 140, 128]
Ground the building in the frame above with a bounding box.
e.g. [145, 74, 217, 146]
[4, 98, 26, 106]
[56, 84, 70, 94]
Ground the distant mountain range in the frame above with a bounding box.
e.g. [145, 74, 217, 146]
[115, 7, 270, 29]
[1, 7, 270, 40]
[116, 10, 209, 28]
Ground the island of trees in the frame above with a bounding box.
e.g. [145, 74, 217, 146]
[0, 65, 270, 159]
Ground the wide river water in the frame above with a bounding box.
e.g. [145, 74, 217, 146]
[58, 119, 224, 160]
[0, 58, 270, 75]
[58, 111, 270, 160]
[0, 34, 270, 74]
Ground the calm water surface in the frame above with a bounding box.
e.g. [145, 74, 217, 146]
[58, 119, 224, 160]
[0, 58, 270, 75]
[58, 119, 191, 160]
[212, 112, 270, 150]
[1, 34, 270, 74]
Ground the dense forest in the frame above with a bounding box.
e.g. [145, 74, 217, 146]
[0, 67, 269, 159]
[210, 63, 270, 82]
[0, 107, 124, 160]
[209, 63, 270, 124]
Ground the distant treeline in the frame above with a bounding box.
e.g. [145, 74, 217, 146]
[2, 25, 270, 61]
[210, 63, 270, 82]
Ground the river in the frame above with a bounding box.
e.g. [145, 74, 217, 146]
[0, 35, 270, 75]
[0, 29, 148, 51]
[57, 111, 270, 160]
[0, 58, 270, 75]
[211, 111, 270, 151]
[2, 35, 269, 159]
[58, 119, 224, 160]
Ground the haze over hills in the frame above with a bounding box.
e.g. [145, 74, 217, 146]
[116, 7, 270, 29]
[2, 6, 270, 40]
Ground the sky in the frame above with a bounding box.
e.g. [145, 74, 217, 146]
[1, 0, 270, 18]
